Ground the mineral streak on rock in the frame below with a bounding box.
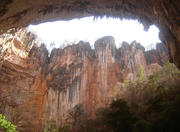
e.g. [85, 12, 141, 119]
[0, 29, 169, 131]
[0, 0, 179, 69]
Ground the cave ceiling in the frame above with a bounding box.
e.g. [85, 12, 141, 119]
[0, 0, 179, 68]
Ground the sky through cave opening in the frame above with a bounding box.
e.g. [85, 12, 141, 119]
[28, 16, 161, 52]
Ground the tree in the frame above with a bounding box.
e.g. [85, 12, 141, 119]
[96, 99, 135, 132]
[66, 104, 85, 131]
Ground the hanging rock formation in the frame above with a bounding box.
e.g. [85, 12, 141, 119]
[0, 0, 179, 69]
[0, 29, 169, 131]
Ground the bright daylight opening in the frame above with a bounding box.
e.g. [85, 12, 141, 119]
[28, 16, 161, 52]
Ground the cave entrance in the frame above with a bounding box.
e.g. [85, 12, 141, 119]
[0, 0, 179, 69]
[27, 16, 161, 53]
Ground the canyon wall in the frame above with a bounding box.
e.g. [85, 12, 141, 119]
[0, 0, 179, 69]
[0, 29, 169, 132]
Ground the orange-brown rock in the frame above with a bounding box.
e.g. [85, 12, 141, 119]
[0, 0, 179, 69]
[145, 43, 169, 66]
[0, 30, 169, 131]
[0, 29, 49, 131]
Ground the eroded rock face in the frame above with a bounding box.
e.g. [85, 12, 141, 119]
[0, 29, 169, 131]
[145, 43, 169, 66]
[0, 0, 179, 69]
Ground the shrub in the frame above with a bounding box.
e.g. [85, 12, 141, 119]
[0, 114, 17, 132]
[96, 99, 135, 132]
[136, 66, 144, 83]
[133, 120, 151, 132]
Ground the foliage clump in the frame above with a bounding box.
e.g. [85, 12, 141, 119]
[0, 114, 17, 132]
[43, 104, 85, 132]
[95, 99, 136, 132]
[136, 66, 144, 83]
[44, 62, 180, 132]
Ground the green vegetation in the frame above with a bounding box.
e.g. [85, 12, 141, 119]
[136, 66, 144, 83]
[95, 99, 136, 132]
[44, 62, 180, 132]
[0, 114, 17, 132]
[43, 105, 85, 132]
[43, 120, 68, 132]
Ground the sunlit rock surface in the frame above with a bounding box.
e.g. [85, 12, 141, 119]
[145, 43, 169, 66]
[0, 29, 169, 131]
[0, 0, 179, 69]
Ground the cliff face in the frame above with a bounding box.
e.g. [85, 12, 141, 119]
[0, 0, 179, 69]
[0, 29, 49, 131]
[145, 43, 169, 66]
[0, 30, 169, 131]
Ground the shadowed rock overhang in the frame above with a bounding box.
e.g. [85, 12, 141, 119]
[0, 0, 180, 68]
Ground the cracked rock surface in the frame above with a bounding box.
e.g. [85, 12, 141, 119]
[0, 0, 179, 68]
[0, 29, 169, 131]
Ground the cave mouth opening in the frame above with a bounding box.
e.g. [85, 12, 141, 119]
[28, 16, 161, 53]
